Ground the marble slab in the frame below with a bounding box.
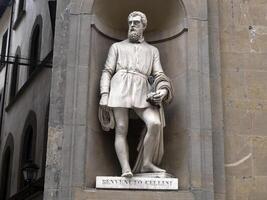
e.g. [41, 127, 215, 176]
[96, 176, 178, 190]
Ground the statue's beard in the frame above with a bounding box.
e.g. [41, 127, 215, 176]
[128, 30, 142, 43]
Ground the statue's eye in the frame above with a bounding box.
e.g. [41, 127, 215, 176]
[129, 20, 141, 26]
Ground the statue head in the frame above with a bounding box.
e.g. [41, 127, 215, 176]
[128, 11, 147, 43]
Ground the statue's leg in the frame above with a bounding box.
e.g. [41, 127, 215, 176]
[113, 107, 132, 177]
[134, 107, 166, 173]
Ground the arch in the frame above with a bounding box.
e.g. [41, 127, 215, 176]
[28, 15, 43, 76]
[0, 30, 8, 67]
[9, 46, 21, 99]
[18, 111, 37, 189]
[86, 0, 190, 189]
[91, 0, 187, 42]
[0, 134, 14, 200]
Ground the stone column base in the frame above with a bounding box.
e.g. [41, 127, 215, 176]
[75, 189, 195, 200]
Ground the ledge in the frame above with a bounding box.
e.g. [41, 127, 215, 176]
[5, 66, 44, 111]
[5, 52, 53, 112]
[76, 189, 194, 200]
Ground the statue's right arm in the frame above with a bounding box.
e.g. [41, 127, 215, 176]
[100, 44, 117, 106]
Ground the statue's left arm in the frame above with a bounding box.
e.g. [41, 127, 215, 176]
[151, 47, 173, 104]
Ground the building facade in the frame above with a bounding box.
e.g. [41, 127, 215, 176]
[0, 0, 55, 199]
[0, 0, 266, 200]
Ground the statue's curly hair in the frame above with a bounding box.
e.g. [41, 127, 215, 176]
[128, 11, 147, 28]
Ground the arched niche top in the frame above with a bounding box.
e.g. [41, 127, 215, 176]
[92, 0, 187, 42]
[3, 133, 14, 154]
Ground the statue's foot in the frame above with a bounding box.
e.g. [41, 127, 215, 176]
[141, 163, 166, 173]
[121, 171, 133, 178]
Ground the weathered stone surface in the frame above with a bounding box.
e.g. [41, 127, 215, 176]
[224, 134, 252, 178]
[161, 130, 189, 190]
[165, 74, 187, 133]
[253, 110, 267, 136]
[252, 137, 267, 176]
[235, 177, 253, 200]
[225, 176, 267, 200]
[220, 0, 267, 199]
[222, 70, 246, 100]
[249, 176, 267, 200]
[246, 72, 267, 101]
[154, 35, 187, 79]
[75, 188, 194, 200]
[225, 176, 235, 200]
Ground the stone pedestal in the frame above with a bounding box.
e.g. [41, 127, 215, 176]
[96, 176, 178, 190]
[76, 189, 194, 200]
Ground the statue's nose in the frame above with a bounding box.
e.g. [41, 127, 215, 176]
[130, 22, 135, 27]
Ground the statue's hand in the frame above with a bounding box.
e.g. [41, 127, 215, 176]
[151, 89, 168, 105]
[100, 93, 109, 107]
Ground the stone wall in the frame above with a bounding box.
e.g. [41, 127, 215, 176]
[220, 1, 267, 200]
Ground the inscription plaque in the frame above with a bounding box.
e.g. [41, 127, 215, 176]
[96, 176, 178, 190]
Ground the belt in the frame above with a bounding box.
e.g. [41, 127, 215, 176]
[117, 69, 148, 80]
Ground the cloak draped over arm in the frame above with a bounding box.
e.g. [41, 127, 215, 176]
[133, 70, 174, 173]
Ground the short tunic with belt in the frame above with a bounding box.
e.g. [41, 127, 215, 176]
[100, 39, 165, 108]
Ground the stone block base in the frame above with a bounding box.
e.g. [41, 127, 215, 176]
[76, 189, 195, 200]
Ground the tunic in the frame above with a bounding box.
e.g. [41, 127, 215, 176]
[100, 39, 164, 108]
[99, 39, 174, 173]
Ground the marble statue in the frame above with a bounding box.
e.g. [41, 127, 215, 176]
[99, 11, 173, 178]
